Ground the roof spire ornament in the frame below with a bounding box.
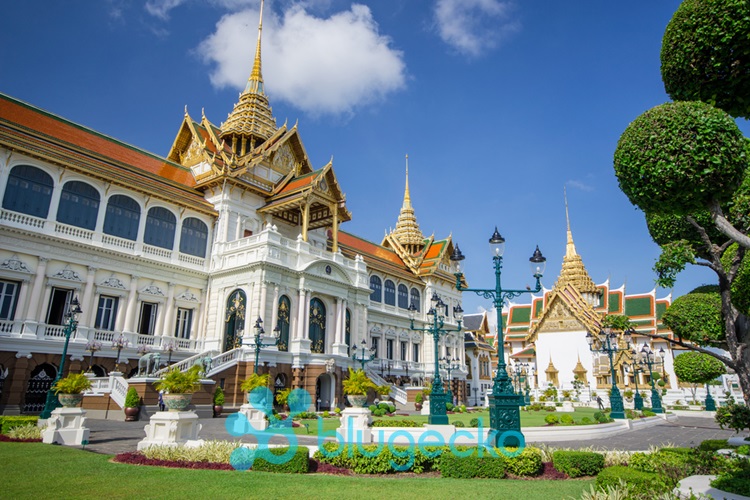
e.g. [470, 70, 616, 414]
[390, 154, 425, 254]
[555, 188, 599, 297]
[219, 0, 277, 149]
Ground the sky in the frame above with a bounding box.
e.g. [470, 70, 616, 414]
[2, 0, 749, 316]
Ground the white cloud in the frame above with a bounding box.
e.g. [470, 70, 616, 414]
[144, 0, 189, 20]
[566, 180, 594, 192]
[197, 4, 406, 117]
[433, 0, 519, 57]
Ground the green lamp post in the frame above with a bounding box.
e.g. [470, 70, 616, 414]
[627, 356, 644, 411]
[640, 344, 665, 414]
[586, 327, 630, 419]
[450, 228, 546, 447]
[247, 317, 280, 374]
[352, 339, 376, 371]
[408, 294, 463, 425]
[40, 296, 83, 419]
[440, 356, 461, 404]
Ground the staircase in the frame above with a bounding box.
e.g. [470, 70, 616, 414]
[366, 366, 407, 405]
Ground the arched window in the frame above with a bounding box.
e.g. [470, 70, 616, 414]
[277, 295, 291, 352]
[180, 217, 208, 257]
[410, 288, 421, 312]
[103, 194, 140, 240]
[398, 284, 409, 309]
[3, 165, 53, 218]
[144, 206, 176, 249]
[309, 298, 326, 354]
[369, 276, 382, 302]
[224, 289, 246, 352]
[384, 280, 396, 306]
[57, 181, 100, 230]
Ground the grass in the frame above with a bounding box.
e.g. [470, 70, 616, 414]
[1, 442, 594, 499]
[289, 407, 604, 436]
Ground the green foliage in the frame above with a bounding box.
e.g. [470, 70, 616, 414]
[239, 373, 269, 392]
[736, 445, 750, 455]
[142, 440, 241, 463]
[614, 101, 748, 216]
[52, 372, 93, 394]
[452, 421, 465, 427]
[673, 351, 727, 385]
[504, 447, 544, 477]
[0, 416, 39, 434]
[595, 466, 671, 499]
[560, 414, 574, 425]
[315, 443, 439, 474]
[552, 450, 605, 477]
[275, 388, 291, 406]
[342, 368, 376, 396]
[6, 425, 42, 440]
[372, 408, 386, 417]
[469, 417, 480, 427]
[371, 419, 421, 427]
[154, 365, 203, 394]
[124, 387, 141, 408]
[623, 390, 634, 399]
[439, 452, 505, 479]
[711, 467, 750, 498]
[213, 387, 225, 406]
[375, 384, 391, 396]
[445, 402, 454, 411]
[722, 244, 750, 313]
[578, 479, 633, 500]
[716, 402, 750, 434]
[642, 410, 656, 417]
[252, 446, 309, 473]
[414, 392, 423, 404]
[662, 290, 724, 345]
[661, 0, 750, 119]
[544, 414, 559, 425]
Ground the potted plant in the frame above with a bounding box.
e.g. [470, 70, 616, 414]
[376, 384, 391, 401]
[124, 387, 140, 421]
[52, 372, 93, 408]
[623, 389, 634, 402]
[213, 387, 225, 417]
[342, 368, 376, 407]
[153, 365, 203, 411]
[414, 391, 424, 411]
[240, 373, 270, 406]
[276, 387, 291, 411]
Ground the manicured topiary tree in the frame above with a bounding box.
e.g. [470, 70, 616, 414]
[673, 351, 726, 402]
[613, 0, 750, 404]
[661, 0, 750, 119]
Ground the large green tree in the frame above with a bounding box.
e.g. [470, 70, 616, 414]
[614, 0, 750, 403]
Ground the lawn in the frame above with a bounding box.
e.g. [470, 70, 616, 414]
[0, 442, 594, 499]
[290, 407, 603, 436]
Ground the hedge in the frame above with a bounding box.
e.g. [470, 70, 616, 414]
[596, 465, 671, 498]
[552, 450, 604, 478]
[252, 446, 309, 473]
[504, 447, 544, 477]
[439, 453, 505, 479]
[371, 419, 421, 428]
[314, 443, 441, 474]
[0, 416, 39, 434]
[697, 439, 731, 452]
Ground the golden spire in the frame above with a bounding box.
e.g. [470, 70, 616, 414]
[220, 0, 277, 149]
[555, 188, 599, 295]
[390, 154, 425, 254]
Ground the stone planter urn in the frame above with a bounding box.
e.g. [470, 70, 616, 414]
[58, 393, 84, 408]
[163, 393, 192, 411]
[124, 407, 140, 421]
[346, 394, 368, 408]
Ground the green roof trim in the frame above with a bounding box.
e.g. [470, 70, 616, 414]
[509, 306, 531, 324]
[655, 302, 667, 319]
[625, 296, 652, 316]
[608, 292, 622, 312]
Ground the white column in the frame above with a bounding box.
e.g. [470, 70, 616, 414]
[134, 206, 148, 253]
[47, 181, 64, 224]
[191, 290, 206, 340]
[162, 283, 176, 337]
[123, 275, 139, 333]
[79, 267, 97, 328]
[270, 285, 279, 329]
[244, 283, 254, 338]
[296, 288, 306, 340]
[259, 281, 268, 324]
[304, 291, 311, 339]
[28, 258, 48, 322]
[16, 278, 31, 324]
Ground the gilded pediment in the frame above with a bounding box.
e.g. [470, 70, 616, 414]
[527, 284, 602, 342]
[536, 297, 582, 333]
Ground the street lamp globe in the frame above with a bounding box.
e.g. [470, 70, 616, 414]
[450, 245, 465, 274]
[489, 227, 506, 258]
[529, 246, 546, 277]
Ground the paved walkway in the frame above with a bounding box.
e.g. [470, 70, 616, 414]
[81, 412, 737, 455]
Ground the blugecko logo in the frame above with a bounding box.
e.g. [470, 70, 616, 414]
[224, 387, 524, 471]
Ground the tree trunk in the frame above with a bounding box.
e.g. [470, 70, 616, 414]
[719, 281, 750, 405]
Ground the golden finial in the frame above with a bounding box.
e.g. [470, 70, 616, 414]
[184, 105, 189, 116]
[245, 0, 265, 95]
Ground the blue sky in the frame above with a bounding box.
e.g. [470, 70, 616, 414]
[2, 0, 748, 314]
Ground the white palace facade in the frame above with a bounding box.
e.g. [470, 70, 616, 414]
[0, 13, 466, 414]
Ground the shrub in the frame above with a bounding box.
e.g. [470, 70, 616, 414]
[446, 403, 454, 411]
[0, 416, 39, 434]
[415, 392, 423, 404]
[596, 465, 671, 498]
[544, 414, 559, 425]
[372, 409, 386, 417]
[697, 439, 730, 452]
[321, 411, 330, 418]
[711, 466, 750, 498]
[155, 365, 203, 394]
[716, 402, 750, 435]
[213, 387, 225, 406]
[453, 421, 465, 427]
[469, 417, 480, 427]
[252, 446, 309, 473]
[315, 443, 439, 474]
[388, 403, 396, 414]
[560, 414, 574, 425]
[377, 402, 390, 411]
[642, 410, 656, 417]
[593, 411, 603, 421]
[368, 405, 377, 412]
[124, 387, 141, 408]
[736, 445, 750, 455]
[6, 424, 42, 440]
[143, 440, 241, 463]
[439, 453, 505, 479]
[371, 419, 421, 428]
[581, 417, 592, 425]
[294, 411, 318, 420]
[504, 447, 544, 477]
[334, 407, 341, 415]
[552, 450, 605, 478]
